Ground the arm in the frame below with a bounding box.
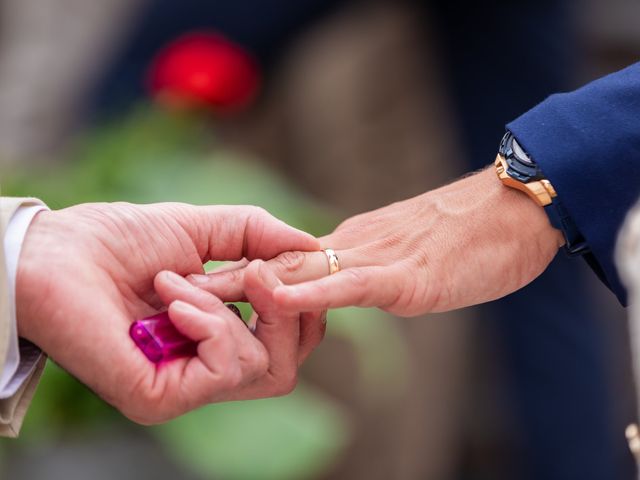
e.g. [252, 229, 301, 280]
[189, 167, 564, 315]
[190, 63, 640, 314]
[508, 61, 640, 304]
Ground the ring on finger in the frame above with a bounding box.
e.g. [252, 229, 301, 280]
[323, 248, 341, 275]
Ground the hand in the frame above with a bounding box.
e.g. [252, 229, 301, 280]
[189, 168, 564, 316]
[16, 202, 321, 423]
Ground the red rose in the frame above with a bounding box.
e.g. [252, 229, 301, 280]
[148, 31, 260, 111]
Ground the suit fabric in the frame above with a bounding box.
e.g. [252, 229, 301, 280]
[509, 61, 640, 306]
[0, 197, 47, 437]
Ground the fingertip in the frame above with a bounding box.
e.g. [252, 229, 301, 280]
[268, 214, 318, 249]
[154, 270, 182, 304]
[285, 228, 320, 255]
[244, 259, 282, 292]
[242, 259, 263, 289]
[168, 299, 208, 332]
[244, 260, 277, 311]
[298, 231, 321, 252]
[156, 270, 189, 290]
[167, 300, 203, 341]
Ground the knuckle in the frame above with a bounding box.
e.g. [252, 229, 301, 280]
[382, 263, 436, 316]
[276, 372, 298, 396]
[335, 213, 364, 232]
[242, 207, 271, 258]
[257, 352, 269, 374]
[378, 232, 408, 253]
[273, 250, 306, 273]
[250, 205, 269, 218]
[226, 267, 244, 285]
[248, 358, 269, 383]
[213, 316, 232, 337]
[248, 347, 269, 374]
[246, 206, 270, 226]
[343, 268, 369, 289]
[223, 365, 244, 390]
[207, 319, 223, 338]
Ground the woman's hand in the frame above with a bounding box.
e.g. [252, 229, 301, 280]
[190, 168, 564, 317]
[16, 202, 321, 424]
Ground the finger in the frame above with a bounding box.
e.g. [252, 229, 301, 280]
[209, 259, 249, 274]
[168, 297, 267, 392]
[167, 300, 239, 398]
[187, 267, 248, 303]
[155, 270, 235, 317]
[298, 311, 326, 365]
[187, 249, 343, 299]
[168, 300, 235, 360]
[156, 269, 261, 346]
[169, 301, 263, 405]
[273, 266, 400, 311]
[266, 250, 333, 284]
[243, 260, 300, 395]
[183, 205, 321, 262]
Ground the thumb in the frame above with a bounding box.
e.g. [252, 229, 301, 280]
[185, 205, 320, 261]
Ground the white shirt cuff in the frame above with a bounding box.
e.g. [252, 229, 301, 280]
[0, 204, 48, 399]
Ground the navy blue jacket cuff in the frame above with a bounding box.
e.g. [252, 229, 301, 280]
[506, 61, 640, 305]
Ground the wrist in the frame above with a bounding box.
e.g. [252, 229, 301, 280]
[481, 166, 565, 251]
[15, 210, 55, 342]
[408, 167, 564, 311]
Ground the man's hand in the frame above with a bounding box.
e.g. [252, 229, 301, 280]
[15, 202, 320, 424]
[189, 168, 565, 316]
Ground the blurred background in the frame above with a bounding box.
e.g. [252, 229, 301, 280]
[0, 0, 639, 478]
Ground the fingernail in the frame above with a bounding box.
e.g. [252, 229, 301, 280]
[188, 274, 209, 285]
[163, 271, 187, 286]
[248, 312, 258, 333]
[171, 300, 199, 315]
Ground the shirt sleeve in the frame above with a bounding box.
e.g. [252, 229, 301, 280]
[0, 204, 48, 399]
[506, 61, 640, 306]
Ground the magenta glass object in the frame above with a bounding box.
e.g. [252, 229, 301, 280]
[130, 312, 196, 364]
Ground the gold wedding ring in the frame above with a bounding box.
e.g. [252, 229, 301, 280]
[323, 248, 341, 275]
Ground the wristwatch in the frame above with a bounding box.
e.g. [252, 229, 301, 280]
[495, 131, 589, 256]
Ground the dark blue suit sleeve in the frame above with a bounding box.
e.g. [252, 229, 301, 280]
[507, 62, 640, 305]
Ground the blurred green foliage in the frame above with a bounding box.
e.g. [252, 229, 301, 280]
[155, 385, 350, 480]
[1, 104, 408, 479]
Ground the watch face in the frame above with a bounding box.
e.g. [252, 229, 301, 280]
[512, 138, 535, 166]
[499, 132, 544, 182]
